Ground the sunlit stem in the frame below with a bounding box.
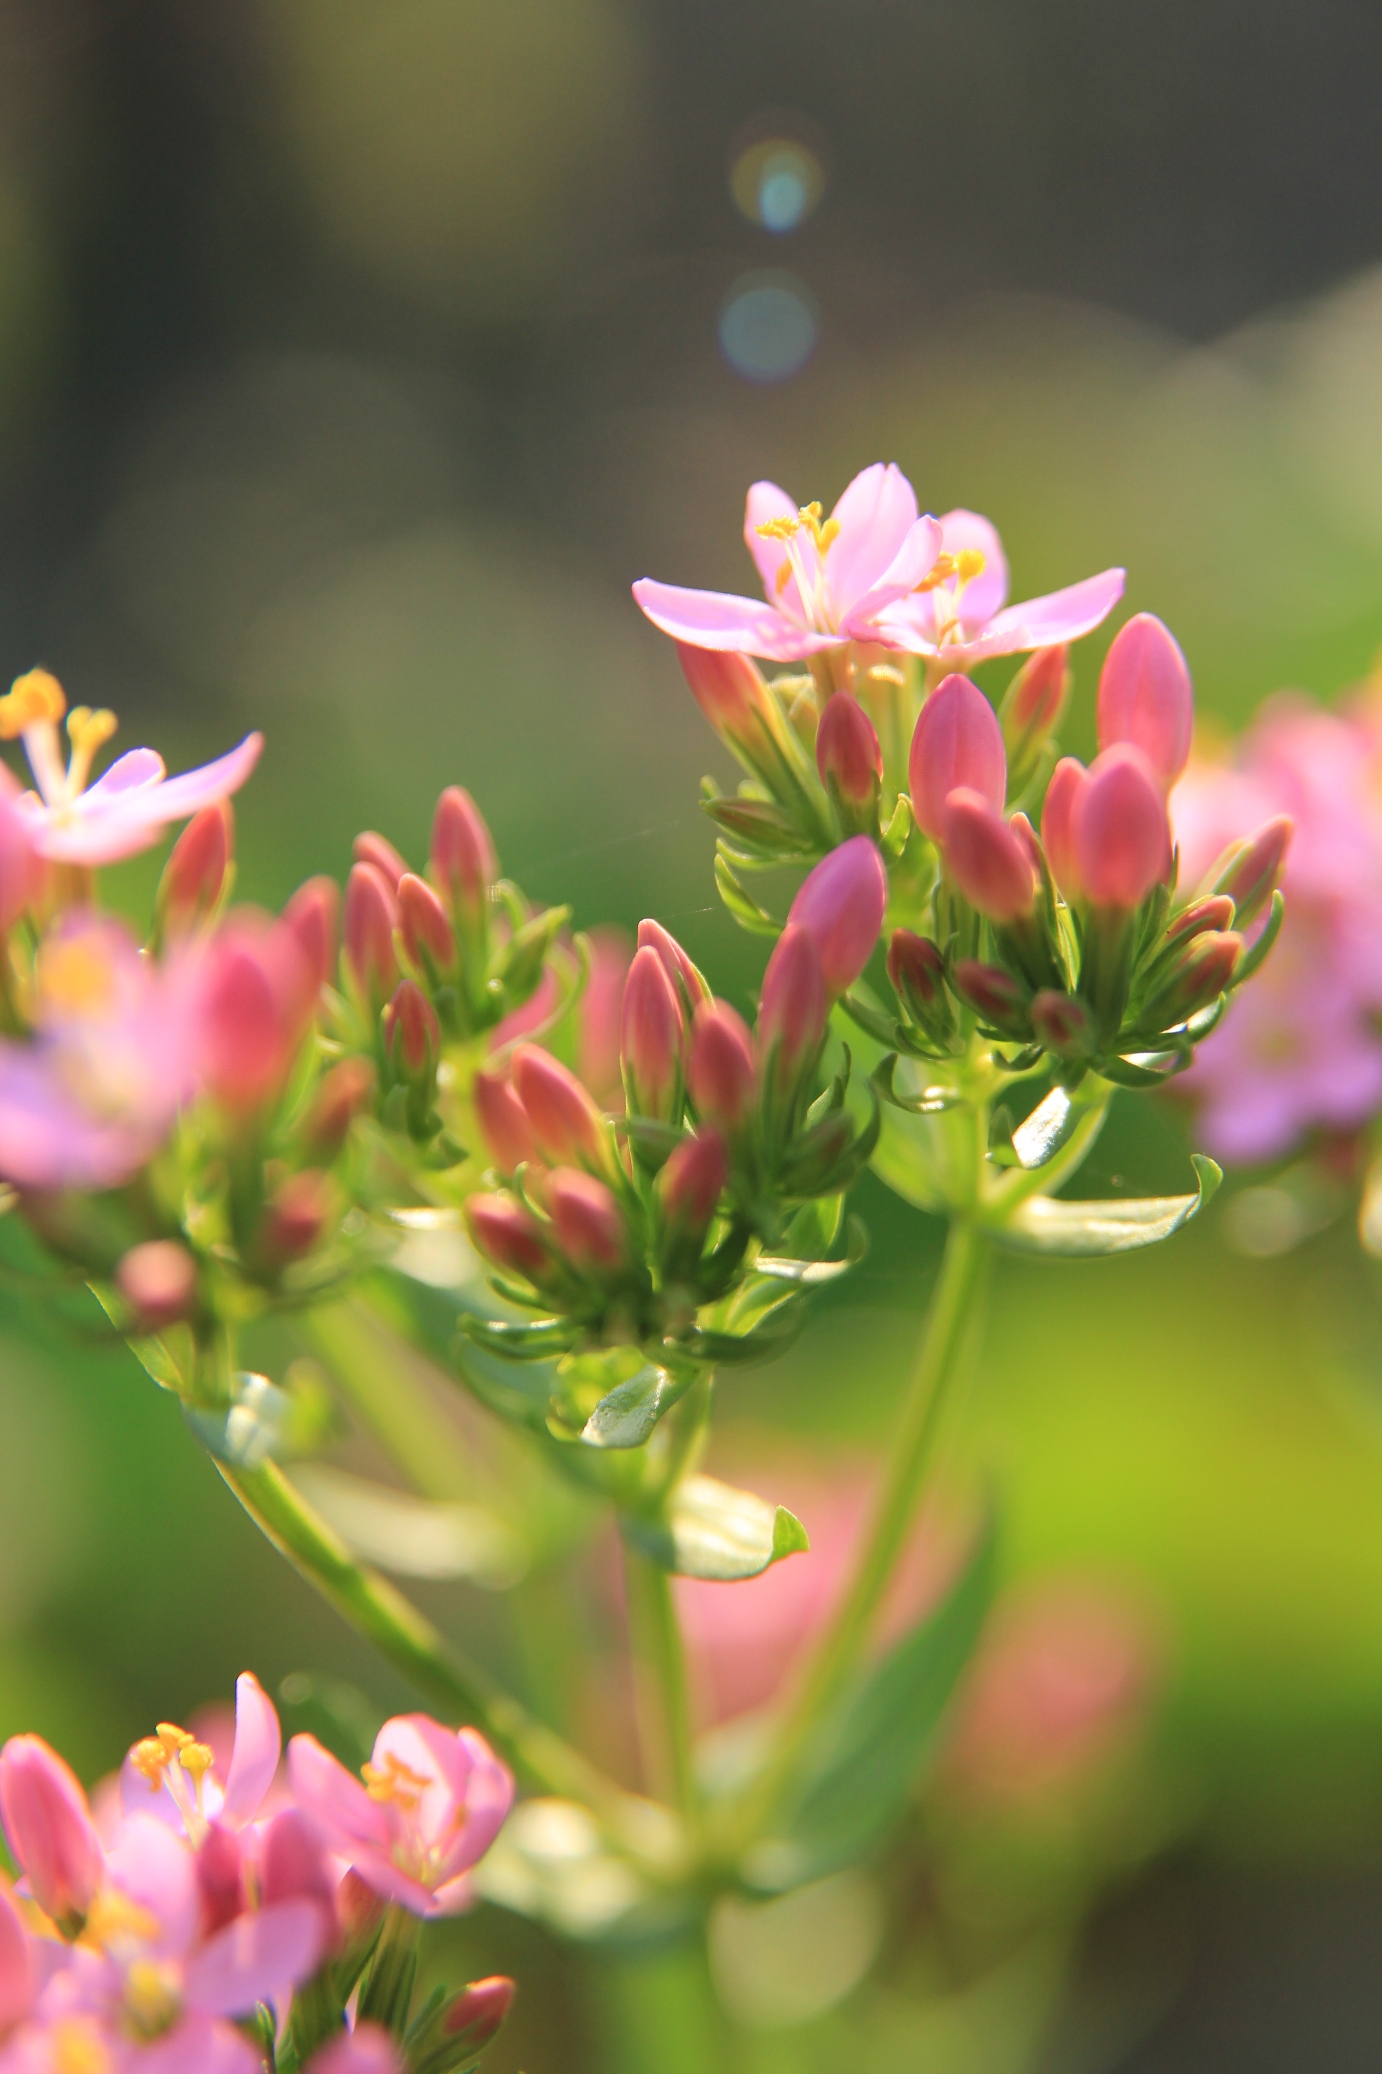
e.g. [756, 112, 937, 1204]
[623, 1542, 695, 1820]
[304, 1299, 475, 1502]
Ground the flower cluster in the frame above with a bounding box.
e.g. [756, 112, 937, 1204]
[0, 1676, 514, 2073]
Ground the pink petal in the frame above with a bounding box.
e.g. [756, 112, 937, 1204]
[843, 513, 943, 630]
[958, 569, 1126, 663]
[743, 479, 808, 611]
[305, 2022, 404, 2074]
[823, 463, 919, 617]
[939, 509, 1009, 630]
[132, 733, 263, 823]
[220, 1673, 281, 1829]
[287, 1736, 390, 1856]
[105, 1813, 199, 1959]
[0, 1051, 155, 1190]
[0, 1878, 32, 2033]
[334, 1845, 440, 1917]
[451, 1730, 514, 1865]
[118, 1749, 186, 1831]
[427, 1870, 480, 1916]
[82, 748, 167, 798]
[185, 1898, 325, 2016]
[631, 580, 835, 660]
[129, 2014, 263, 2074]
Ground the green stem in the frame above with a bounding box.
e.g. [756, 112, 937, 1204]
[219, 1458, 685, 1877]
[304, 1299, 474, 1501]
[623, 1541, 695, 1818]
[726, 1211, 989, 1848]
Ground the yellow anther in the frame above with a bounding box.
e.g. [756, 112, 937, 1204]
[123, 1959, 181, 2040]
[82, 1886, 160, 1952]
[954, 548, 986, 583]
[179, 1741, 214, 1782]
[755, 514, 801, 542]
[155, 1723, 194, 1752]
[130, 1737, 170, 1788]
[913, 548, 987, 595]
[774, 561, 793, 595]
[0, 668, 66, 739]
[362, 1751, 431, 1811]
[36, 936, 119, 1020]
[67, 707, 118, 758]
[755, 503, 840, 555]
[53, 2018, 112, 2074]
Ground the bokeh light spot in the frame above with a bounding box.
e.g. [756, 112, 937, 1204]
[719, 273, 819, 384]
[730, 134, 825, 232]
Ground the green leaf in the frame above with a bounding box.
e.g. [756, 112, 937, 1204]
[873, 1052, 961, 1115]
[750, 1518, 997, 1888]
[702, 796, 817, 860]
[753, 1216, 868, 1287]
[879, 790, 914, 864]
[714, 852, 784, 937]
[580, 1364, 695, 1450]
[456, 1314, 579, 1360]
[993, 1152, 1222, 1255]
[185, 1371, 322, 1470]
[624, 1474, 810, 1581]
[681, 1298, 807, 1366]
[989, 1084, 1082, 1171]
[779, 1194, 844, 1261]
[1230, 887, 1285, 986]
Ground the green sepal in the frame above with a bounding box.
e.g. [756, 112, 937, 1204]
[1229, 888, 1285, 987]
[580, 1363, 696, 1450]
[702, 795, 817, 861]
[492, 902, 572, 1004]
[753, 1215, 868, 1287]
[872, 1053, 961, 1115]
[714, 851, 784, 937]
[993, 1152, 1222, 1255]
[623, 1473, 810, 1581]
[879, 790, 914, 864]
[456, 1313, 580, 1360]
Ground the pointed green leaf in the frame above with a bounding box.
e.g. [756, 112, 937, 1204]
[714, 852, 784, 937]
[580, 1364, 695, 1450]
[753, 1216, 868, 1287]
[993, 1152, 1222, 1255]
[872, 1052, 961, 1115]
[702, 796, 817, 860]
[1229, 887, 1284, 986]
[1005, 1084, 1080, 1170]
[624, 1474, 810, 1581]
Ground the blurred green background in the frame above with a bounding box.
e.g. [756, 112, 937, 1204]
[5, 3, 1382, 2067]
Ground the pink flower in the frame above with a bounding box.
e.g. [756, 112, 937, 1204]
[306, 2023, 403, 2074]
[119, 1674, 281, 1847]
[0, 669, 261, 868]
[878, 509, 1124, 670]
[633, 464, 944, 659]
[288, 1716, 513, 1919]
[0, 1736, 103, 1931]
[194, 913, 317, 1117]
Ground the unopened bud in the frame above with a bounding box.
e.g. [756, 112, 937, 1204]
[620, 946, 684, 1123]
[398, 872, 458, 980]
[385, 980, 440, 1082]
[283, 876, 341, 998]
[336, 1867, 386, 1953]
[1040, 756, 1086, 903]
[671, 642, 788, 778]
[658, 1128, 727, 1276]
[115, 1239, 198, 1331]
[259, 1169, 334, 1268]
[473, 1066, 539, 1173]
[1096, 613, 1193, 786]
[887, 929, 955, 1045]
[787, 835, 888, 996]
[1001, 644, 1070, 756]
[352, 830, 409, 890]
[952, 959, 1032, 1036]
[158, 803, 231, 938]
[343, 862, 400, 1009]
[0, 771, 40, 935]
[1139, 929, 1243, 1030]
[816, 693, 882, 832]
[1030, 989, 1092, 1060]
[465, 1193, 553, 1284]
[198, 923, 314, 1116]
[687, 999, 757, 1131]
[511, 1043, 610, 1171]
[909, 674, 1007, 841]
[1207, 814, 1293, 931]
[941, 790, 1037, 923]
[636, 917, 711, 1012]
[758, 926, 827, 1079]
[1165, 894, 1235, 946]
[0, 1736, 102, 1932]
[547, 1167, 626, 1275]
[431, 786, 497, 923]
[443, 1976, 515, 2053]
[301, 1056, 375, 1160]
[1071, 747, 1171, 911]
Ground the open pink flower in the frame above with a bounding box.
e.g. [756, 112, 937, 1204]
[633, 464, 943, 659]
[0, 669, 261, 868]
[120, 1674, 281, 1847]
[878, 509, 1124, 669]
[288, 1715, 513, 1919]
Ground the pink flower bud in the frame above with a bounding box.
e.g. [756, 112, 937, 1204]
[909, 673, 1007, 841]
[431, 786, 497, 922]
[636, 918, 711, 1009]
[816, 694, 882, 808]
[352, 830, 409, 890]
[547, 1167, 626, 1274]
[336, 1867, 386, 1951]
[1140, 929, 1243, 1028]
[343, 862, 400, 1008]
[787, 835, 888, 996]
[1007, 811, 1044, 880]
[397, 872, 458, 978]
[952, 959, 1031, 1034]
[158, 803, 231, 938]
[687, 999, 757, 1131]
[443, 1976, 516, 2051]
[198, 919, 315, 1115]
[1040, 756, 1086, 901]
[511, 1043, 609, 1169]
[1030, 989, 1093, 1057]
[1096, 612, 1193, 786]
[384, 980, 440, 1081]
[0, 773, 40, 936]
[1005, 644, 1069, 737]
[1207, 813, 1293, 930]
[887, 929, 946, 1014]
[0, 1734, 103, 1930]
[260, 1168, 334, 1266]
[674, 642, 776, 750]
[116, 1239, 198, 1331]
[196, 1819, 246, 1937]
[301, 1056, 375, 1160]
[473, 1066, 539, 1173]
[1071, 746, 1171, 910]
[620, 946, 684, 1121]
[465, 1193, 552, 1282]
[306, 2023, 402, 2074]
[1165, 893, 1235, 945]
[259, 1807, 339, 1952]
[0, 1876, 32, 2034]
[758, 926, 827, 1076]
[658, 1128, 727, 1238]
[941, 789, 1037, 923]
[283, 877, 341, 998]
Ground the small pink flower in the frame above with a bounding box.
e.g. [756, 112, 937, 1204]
[620, 945, 684, 1121]
[687, 999, 757, 1131]
[0, 771, 42, 936]
[288, 1716, 513, 1919]
[120, 1674, 282, 1846]
[633, 464, 944, 659]
[546, 1169, 627, 1276]
[879, 509, 1124, 671]
[1070, 746, 1172, 909]
[0, 1737, 103, 1931]
[758, 927, 827, 1076]
[0, 669, 261, 868]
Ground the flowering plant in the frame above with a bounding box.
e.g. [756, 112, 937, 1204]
[0, 463, 1288, 2059]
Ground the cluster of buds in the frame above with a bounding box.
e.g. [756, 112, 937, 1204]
[462, 840, 887, 1365]
[0, 1674, 514, 2073]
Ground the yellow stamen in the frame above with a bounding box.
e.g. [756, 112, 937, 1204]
[123, 1959, 181, 2039]
[65, 706, 119, 796]
[82, 1886, 160, 1952]
[913, 547, 987, 594]
[179, 1741, 214, 1781]
[155, 1722, 195, 1751]
[53, 2019, 112, 2074]
[755, 502, 841, 554]
[36, 936, 120, 1019]
[362, 1751, 432, 1812]
[0, 668, 66, 739]
[130, 1737, 170, 1788]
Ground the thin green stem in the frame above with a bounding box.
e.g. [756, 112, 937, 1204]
[219, 1458, 686, 1878]
[304, 1299, 474, 1502]
[724, 1210, 989, 1849]
[623, 1540, 695, 1818]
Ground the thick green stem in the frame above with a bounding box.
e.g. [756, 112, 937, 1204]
[219, 1458, 685, 1876]
[623, 1541, 695, 1818]
[727, 1211, 989, 1847]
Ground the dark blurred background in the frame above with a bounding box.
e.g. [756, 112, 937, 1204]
[5, 3, 1382, 2067]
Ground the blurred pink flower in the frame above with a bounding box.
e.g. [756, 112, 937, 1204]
[0, 669, 261, 868]
[634, 464, 944, 659]
[120, 1674, 281, 1845]
[878, 509, 1124, 669]
[1173, 692, 1382, 1163]
[0, 1736, 103, 1931]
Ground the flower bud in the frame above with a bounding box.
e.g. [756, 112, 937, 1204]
[636, 917, 711, 1011]
[0, 1877, 32, 2035]
[443, 1976, 515, 2054]
[511, 1043, 609, 1170]
[1165, 894, 1235, 946]
[1040, 756, 1086, 902]
[259, 1168, 334, 1267]
[816, 693, 882, 831]
[758, 926, 827, 1079]
[1071, 747, 1171, 911]
[343, 862, 400, 1010]
[620, 946, 684, 1122]
[1096, 612, 1193, 786]
[0, 1735, 103, 1932]
[1030, 989, 1093, 1060]
[658, 1128, 727, 1277]
[352, 830, 409, 890]
[431, 786, 496, 924]
[473, 1066, 539, 1173]
[198, 921, 316, 1116]
[909, 674, 1007, 841]
[687, 999, 757, 1131]
[336, 1867, 386, 1954]
[547, 1167, 626, 1275]
[952, 959, 1032, 1036]
[1139, 929, 1243, 1029]
[397, 872, 458, 981]
[0, 772, 40, 936]
[1000, 644, 1070, 774]
[385, 980, 440, 1084]
[283, 877, 341, 998]
[196, 1820, 246, 1938]
[116, 1239, 198, 1331]
[1206, 813, 1293, 930]
[673, 642, 788, 775]
[300, 1056, 375, 1161]
[465, 1193, 553, 1283]
[887, 929, 951, 1031]
[306, 2021, 400, 2074]
[787, 835, 888, 996]
[157, 803, 231, 939]
[259, 1807, 339, 1950]
[941, 790, 1038, 923]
